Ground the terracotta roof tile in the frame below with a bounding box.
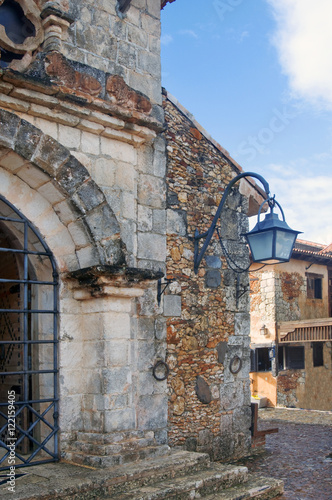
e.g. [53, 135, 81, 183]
[320, 242, 332, 255]
[293, 239, 332, 262]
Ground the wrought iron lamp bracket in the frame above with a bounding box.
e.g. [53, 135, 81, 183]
[236, 275, 250, 308]
[193, 172, 270, 274]
[157, 276, 175, 306]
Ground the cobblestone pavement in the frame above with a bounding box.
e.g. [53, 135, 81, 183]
[237, 408, 332, 500]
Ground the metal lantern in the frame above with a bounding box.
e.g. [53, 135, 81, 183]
[193, 171, 301, 273]
[245, 200, 301, 264]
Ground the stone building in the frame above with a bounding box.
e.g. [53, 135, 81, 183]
[0, 0, 170, 469]
[250, 240, 332, 411]
[0, 0, 268, 472]
[163, 91, 267, 460]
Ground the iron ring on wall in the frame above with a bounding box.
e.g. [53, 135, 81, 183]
[229, 355, 242, 374]
[152, 360, 170, 381]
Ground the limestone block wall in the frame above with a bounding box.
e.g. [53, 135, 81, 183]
[61, 0, 162, 106]
[59, 278, 168, 466]
[163, 92, 252, 461]
[0, 0, 168, 466]
[0, 108, 168, 464]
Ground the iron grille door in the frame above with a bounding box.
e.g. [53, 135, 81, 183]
[0, 196, 59, 470]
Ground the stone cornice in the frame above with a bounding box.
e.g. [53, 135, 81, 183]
[0, 61, 164, 144]
[66, 264, 164, 300]
[68, 264, 163, 283]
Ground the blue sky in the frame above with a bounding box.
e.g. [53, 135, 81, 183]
[161, 0, 332, 245]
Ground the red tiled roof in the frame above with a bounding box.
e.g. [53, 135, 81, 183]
[293, 239, 332, 263]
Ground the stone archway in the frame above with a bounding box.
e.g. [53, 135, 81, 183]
[0, 108, 125, 272]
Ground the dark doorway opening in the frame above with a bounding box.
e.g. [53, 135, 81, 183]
[0, 196, 59, 470]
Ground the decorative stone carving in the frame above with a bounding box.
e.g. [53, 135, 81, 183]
[40, 3, 73, 51]
[106, 75, 152, 114]
[41, 14, 70, 51]
[45, 52, 102, 97]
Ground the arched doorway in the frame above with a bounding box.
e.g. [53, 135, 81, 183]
[0, 195, 59, 470]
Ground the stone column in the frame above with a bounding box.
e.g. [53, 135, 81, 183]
[41, 5, 73, 52]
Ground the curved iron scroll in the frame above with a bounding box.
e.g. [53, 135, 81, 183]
[193, 172, 270, 274]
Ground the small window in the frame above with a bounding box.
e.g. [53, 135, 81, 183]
[287, 346, 305, 369]
[307, 274, 322, 299]
[0, 0, 35, 68]
[250, 347, 271, 372]
[313, 342, 324, 367]
[0, 0, 42, 71]
[278, 346, 284, 371]
[278, 345, 305, 370]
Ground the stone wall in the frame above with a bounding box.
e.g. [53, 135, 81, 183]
[277, 343, 332, 410]
[0, 0, 168, 466]
[45, 0, 162, 106]
[250, 270, 276, 344]
[163, 91, 252, 461]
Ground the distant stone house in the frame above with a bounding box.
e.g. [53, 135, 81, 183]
[0, 0, 268, 472]
[250, 240, 332, 411]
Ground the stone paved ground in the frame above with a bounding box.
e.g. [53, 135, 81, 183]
[236, 408, 332, 500]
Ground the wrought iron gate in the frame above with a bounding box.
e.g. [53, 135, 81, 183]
[0, 196, 59, 470]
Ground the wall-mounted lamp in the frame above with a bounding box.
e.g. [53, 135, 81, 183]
[193, 172, 301, 274]
[245, 198, 301, 265]
[260, 325, 268, 336]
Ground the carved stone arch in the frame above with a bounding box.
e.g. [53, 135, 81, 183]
[0, 108, 125, 271]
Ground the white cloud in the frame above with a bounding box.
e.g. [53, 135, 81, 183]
[267, 0, 332, 108]
[161, 34, 174, 46]
[179, 29, 198, 39]
[267, 172, 332, 245]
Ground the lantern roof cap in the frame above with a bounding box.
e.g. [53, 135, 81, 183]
[250, 211, 301, 235]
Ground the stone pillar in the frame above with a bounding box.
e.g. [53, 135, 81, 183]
[59, 266, 168, 467]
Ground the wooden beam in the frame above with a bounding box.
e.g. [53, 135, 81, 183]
[278, 317, 332, 342]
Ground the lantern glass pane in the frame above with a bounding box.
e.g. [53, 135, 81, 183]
[275, 230, 297, 260]
[247, 230, 273, 261]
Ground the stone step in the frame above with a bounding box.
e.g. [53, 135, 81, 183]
[104, 450, 212, 496]
[106, 463, 249, 499]
[205, 475, 284, 500]
[1, 452, 283, 500]
[64, 444, 171, 468]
